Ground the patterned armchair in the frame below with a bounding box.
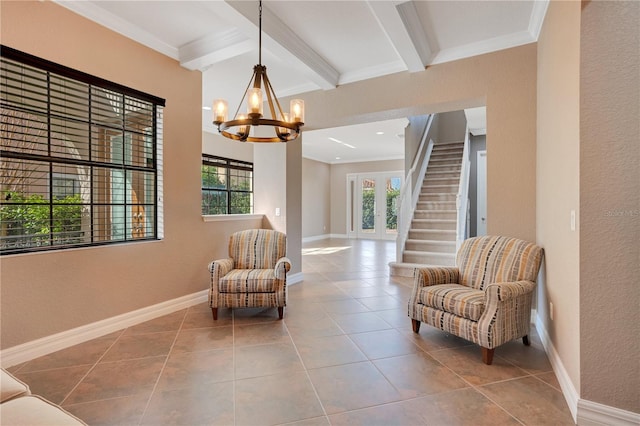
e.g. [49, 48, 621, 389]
[408, 235, 544, 364]
[208, 229, 291, 320]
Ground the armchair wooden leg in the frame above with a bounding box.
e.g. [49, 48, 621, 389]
[481, 347, 494, 365]
[411, 319, 421, 333]
[278, 307, 284, 320]
[211, 308, 218, 321]
[523, 335, 531, 346]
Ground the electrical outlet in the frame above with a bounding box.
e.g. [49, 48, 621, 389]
[549, 302, 554, 321]
[570, 210, 576, 231]
[275, 207, 281, 217]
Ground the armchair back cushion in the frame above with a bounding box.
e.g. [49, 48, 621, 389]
[230, 229, 286, 270]
[457, 236, 544, 290]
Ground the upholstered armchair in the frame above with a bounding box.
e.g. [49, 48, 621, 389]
[408, 235, 544, 364]
[208, 229, 291, 320]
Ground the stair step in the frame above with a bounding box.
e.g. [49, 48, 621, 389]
[419, 193, 457, 202]
[413, 210, 456, 220]
[425, 170, 461, 179]
[427, 163, 462, 170]
[405, 239, 456, 253]
[403, 251, 456, 266]
[411, 218, 456, 230]
[388, 262, 423, 278]
[421, 184, 458, 194]
[416, 201, 457, 210]
[423, 177, 459, 185]
[429, 153, 463, 161]
[429, 158, 461, 165]
[408, 229, 456, 241]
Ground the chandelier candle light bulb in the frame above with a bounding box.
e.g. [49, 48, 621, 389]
[290, 99, 304, 123]
[248, 88, 263, 116]
[213, 99, 228, 123]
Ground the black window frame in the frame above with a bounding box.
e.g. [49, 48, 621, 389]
[0, 45, 166, 255]
[201, 154, 253, 215]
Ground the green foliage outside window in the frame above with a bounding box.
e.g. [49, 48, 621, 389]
[201, 158, 253, 215]
[361, 189, 400, 231]
[0, 192, 84, 248]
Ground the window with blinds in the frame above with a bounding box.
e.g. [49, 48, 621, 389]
[0, 46, 165, 255]
[201, 155, 253, 215]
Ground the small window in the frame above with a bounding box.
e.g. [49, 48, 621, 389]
[201, 155, 253, 215]
[0, 46, 165, 255]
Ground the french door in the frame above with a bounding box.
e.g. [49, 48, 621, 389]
[347, 172, 403, 240]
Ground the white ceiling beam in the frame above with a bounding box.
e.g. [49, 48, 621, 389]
[179, 29, 254, 71]
[208, 1, 338, 90]
[367, 1, 432, 72]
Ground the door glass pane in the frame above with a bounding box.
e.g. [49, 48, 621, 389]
[361, 178, 375, 234]
[386, 176, 401, 234]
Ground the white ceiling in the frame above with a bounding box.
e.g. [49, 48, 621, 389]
[56, 0, 548, 164]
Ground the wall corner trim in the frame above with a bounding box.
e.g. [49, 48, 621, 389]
[0, 290, 208, 368]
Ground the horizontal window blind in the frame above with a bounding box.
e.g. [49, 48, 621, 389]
[0, 46, 165, 255]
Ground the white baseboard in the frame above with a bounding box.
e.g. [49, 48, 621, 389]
[0, 290, 208, 368]
[535, 314, 640, 426]
[302, 234, 331, 243]
[577, 400, 640, 426]
[535, 314, 580, 422]
[288, 272, 303, 285]
[330, 233, 349, 239]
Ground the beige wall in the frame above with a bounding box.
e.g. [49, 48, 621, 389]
[437, 110, 467, 143]
[329, 160, 405, 235]
[298, 44, 537, 242]
[202, 131, 253, 162]
[579, 0, 639, 413]
[302, 158, 331, 238]
[536, 0, 582, 390]
[253, 141, 303, 275]
[0, 1, 263, 349]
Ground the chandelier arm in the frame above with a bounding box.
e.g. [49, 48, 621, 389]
[262, 73, 278, 120]
[231, 68, 259, 121]
[263, 73, 286, 119]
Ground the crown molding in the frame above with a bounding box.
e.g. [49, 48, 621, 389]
[529, 0, 550, 40]
[430, 30, 535, 66]
[53, 1, 178, 60]
[338, 60, 407, 86]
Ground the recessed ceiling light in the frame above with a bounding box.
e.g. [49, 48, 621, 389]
[335, 157, 341, 160]
[203, 106, 212, 110]
[376, 131, 384, 135]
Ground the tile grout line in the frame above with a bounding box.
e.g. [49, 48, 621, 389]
[282, 319, 331, 423]
[59, 328, 127, 407]
[136, 309, 189, 425]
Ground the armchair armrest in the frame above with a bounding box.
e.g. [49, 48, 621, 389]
[484, 280, 536, 302]
[275, 257, 291, 280]
[414, 267, 460, 288]
[208, 258, 234, 277]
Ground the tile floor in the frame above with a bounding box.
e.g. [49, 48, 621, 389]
[7, 238, 575, 425]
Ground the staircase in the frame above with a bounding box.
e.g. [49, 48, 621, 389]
[391, 141, 464, 276]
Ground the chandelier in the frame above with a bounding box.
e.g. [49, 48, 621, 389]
[212, 1, 305, 143]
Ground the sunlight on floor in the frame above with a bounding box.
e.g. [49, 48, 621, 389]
[301, 246, 351, 255]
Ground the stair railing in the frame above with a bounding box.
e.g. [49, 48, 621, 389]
[396, 114, 435, 262]
[456, 126, 471, 251]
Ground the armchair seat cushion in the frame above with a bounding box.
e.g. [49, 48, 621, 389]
[419, 284, 485, 321]
[219, 269, 278, 293]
